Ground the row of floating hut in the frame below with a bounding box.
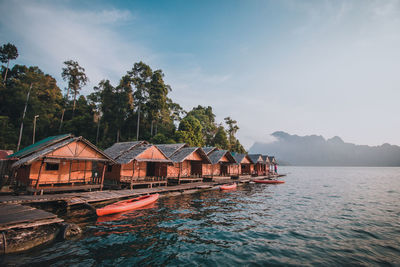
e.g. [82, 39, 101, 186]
[0, 134, 277, 194]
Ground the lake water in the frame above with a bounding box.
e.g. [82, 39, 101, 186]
[2, 167, 400, 266]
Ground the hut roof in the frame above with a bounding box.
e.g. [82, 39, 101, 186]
[104, 141, 147, 159]
[268, 156, 277, 164]
[156, 143, 188, 157]
[261, 155, 269, 163]
[11, 136, 115, 168]
[8, 133, 72, 159]
[170, 147, 211, 163]
[208, 150, 237, 164]
[248, 154, 264, 164]
[202, 147, 217, 155]
[232, 153, 254, 164]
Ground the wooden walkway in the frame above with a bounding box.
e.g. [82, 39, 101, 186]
[0, 204, 63, 230]
[0, 175, 283, 206]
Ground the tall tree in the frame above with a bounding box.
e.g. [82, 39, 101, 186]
[61, 60, 88, 114]
[175, 115, 204, 146]
[0, 43, 18, 84]
[187, 105, 217, 146]
[127, 62, 152, 140]
[213, 126, 229, 150]
[224, 116, 239, 150]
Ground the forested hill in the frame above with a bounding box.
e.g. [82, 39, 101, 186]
[249, 131, 400, 166]
[0, 43, 246, 153]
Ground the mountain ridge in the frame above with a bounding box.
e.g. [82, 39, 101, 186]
[249, 131, 400, 166]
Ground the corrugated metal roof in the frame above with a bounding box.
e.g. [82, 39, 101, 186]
[104, 141, 146, 160]
[11, 136, 115, 168]
[11, 138, 76, 168]
[8, 134, 72, 159]
[202, 147, 217, 155]
[208, 150, 236, 164]
[233, 153, 254, 164]
[248, 154, 264, 164]
[169, 147, 211, 163]
[156, 143, 187, 157]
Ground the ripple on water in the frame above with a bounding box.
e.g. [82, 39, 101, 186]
[2, 167, 400, 266]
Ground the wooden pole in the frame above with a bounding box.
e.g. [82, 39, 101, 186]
[34, 160, 44, 195]
[100, 164, 106, 191]
[130, 161, 135, 190]
[83, 160, 87, 182]
[68, 161, 72, 183]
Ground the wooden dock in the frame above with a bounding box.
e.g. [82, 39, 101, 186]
[0, 175, 283, 206]
[0, 204, 63, 231]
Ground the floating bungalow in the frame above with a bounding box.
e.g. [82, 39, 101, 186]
[248, 154, 266, 176]
[205, 149, 237, 177]
[156, 144, 211, 183]
[232, 153, 254, 175]
[104, 141, 172, 188]
[7, 134, 115, 193]
[268, 156, 277, 173]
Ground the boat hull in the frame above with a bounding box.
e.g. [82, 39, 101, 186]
[254, 180, 285, 184]
[220, 183, 237, 190]
[96, 194, 159, 216]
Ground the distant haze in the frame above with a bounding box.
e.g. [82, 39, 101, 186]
[249, 131, 400, 166]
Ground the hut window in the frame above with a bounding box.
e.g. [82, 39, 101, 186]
[107, 165, 112, 172]
[46, 163, 59, 171]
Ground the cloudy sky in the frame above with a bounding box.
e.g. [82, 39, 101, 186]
[1, 0, 400, 148]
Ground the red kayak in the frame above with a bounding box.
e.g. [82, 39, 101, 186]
[254, 180, 285, 184]
[96, 194, 159, 216]
[220, 183, 237, 190]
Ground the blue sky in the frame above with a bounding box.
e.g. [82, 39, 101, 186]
[1, 0, 400, 148]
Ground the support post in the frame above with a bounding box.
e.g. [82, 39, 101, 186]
[100, 163, 106, 191]
[34, 160, 45, 195]
[130, 161, 135, 190]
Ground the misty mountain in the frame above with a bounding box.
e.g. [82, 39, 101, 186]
[249, 131, 400, 166]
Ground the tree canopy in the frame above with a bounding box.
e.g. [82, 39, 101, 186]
[0, 43, 247, 153]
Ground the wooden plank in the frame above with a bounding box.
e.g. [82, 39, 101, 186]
[0, 217, 63, 231]
[0, 204, 35, 216]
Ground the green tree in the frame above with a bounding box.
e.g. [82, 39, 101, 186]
[0, 43, 18, 84]
[175, 115, 203, 146]
[128, 61, 152, 140]
[187, 105, 217, 146]
[61, 60, 88, 114]
[213, 126, 229, 150]
[224, 116, 239, 150]
[0, 65, 63, 149]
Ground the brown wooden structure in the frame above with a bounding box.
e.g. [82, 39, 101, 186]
[104, 141, 172, 188]
[157, 144, 211, 183]
[248, 154, 266, 176]
[205, 149, 237, 177]
[8, 134, 114, 193]
[232, 153, 254, 175]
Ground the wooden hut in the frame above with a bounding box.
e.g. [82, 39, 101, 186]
[262, 155, 271, 175]
[156, 144, 211, 184]
[232, 153, 254, 175]
[268, 156, 277, 174]
[104, 141, 172, 188]
[248, 154, 266, 176]
[206, 149, 237, 177]
[8, 134, 115, 193]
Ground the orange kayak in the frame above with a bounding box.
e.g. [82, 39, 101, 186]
[254, 180, 285, 184]
[96, 194, 159, 216]
[220, 183, 237, 190]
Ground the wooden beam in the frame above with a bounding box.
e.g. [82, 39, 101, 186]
[130, 161, 135, 190]
[34, 160, 45, 195]
[100, 164, 106, 191]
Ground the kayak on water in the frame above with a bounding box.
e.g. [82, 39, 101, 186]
[96, 194, 159, 216]
[254, 180, 285, 184]
[220, 183, 237, 190]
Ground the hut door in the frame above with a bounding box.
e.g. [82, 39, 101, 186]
[221, 164, 228, 176]
[190, 161, 202, 177]
[146, 162, 155, 177]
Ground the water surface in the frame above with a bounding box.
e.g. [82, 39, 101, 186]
[2, 167, 400, 266]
